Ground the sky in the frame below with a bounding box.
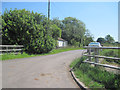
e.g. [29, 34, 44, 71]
[1, 1, 118, 41]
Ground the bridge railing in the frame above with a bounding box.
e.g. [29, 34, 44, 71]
[0, 45, 24, 55]
[83, 46, 120, 70]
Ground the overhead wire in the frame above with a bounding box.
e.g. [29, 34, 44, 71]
[51, 2, 65, 20]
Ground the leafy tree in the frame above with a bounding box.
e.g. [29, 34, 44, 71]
[52, 17, 94, 47]
[97, 37, 106, 44]
[2, 9, 61, 54]
[0, 15, 1, 45]
[105, 35, 115, 43]
[62, 17, 86, 46]
[84, 29, 94, 46]
[52, 17, 64, 30]
[49, 24, 61, 40]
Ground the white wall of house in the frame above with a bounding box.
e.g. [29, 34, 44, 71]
[57, 40, 67, 47]
[64, 41, 67, 47]
[58, 40, 64, 47]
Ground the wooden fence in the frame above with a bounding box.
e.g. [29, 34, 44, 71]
[83, 46, 120, 70]
[0, 45, 24, 55]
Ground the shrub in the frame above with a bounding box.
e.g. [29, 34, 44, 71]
[77, 63, 120, 89]
[72, 56, 120, 89]
[2, 9, 61, 54]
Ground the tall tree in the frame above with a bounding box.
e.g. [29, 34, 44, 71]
[97, 37, 106, 44]
[52, 17, 64, 29]
[84, 29, 94, 46]
[105, 35, 115, 43]
[0, 15, 1, 45]
[49, 24, 61, 40]
[62, 17, 86, 46]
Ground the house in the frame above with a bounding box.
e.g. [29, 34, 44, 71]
[57, 38, 68, 47]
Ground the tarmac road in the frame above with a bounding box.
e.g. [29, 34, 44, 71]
[2, 50, 85, 88]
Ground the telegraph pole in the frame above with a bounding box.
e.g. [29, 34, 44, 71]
[48, 0, 50, 21]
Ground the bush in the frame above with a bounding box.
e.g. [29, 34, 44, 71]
[2, 9, 61, 54]
[77, 63, 120, 89]
[26, 36, 55, 54]
[72, 56, 120, 89]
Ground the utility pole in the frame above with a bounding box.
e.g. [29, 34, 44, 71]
[48, 0, 50, 21]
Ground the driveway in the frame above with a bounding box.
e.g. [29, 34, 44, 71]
[2, 50, 85, 88]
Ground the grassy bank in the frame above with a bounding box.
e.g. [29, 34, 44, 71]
[1, 47, 83, 60]
[103, 43, 119, 47]
[100, 49, 120, 65]
[70, 56, 120, 89]
[100, 49, 119, 57]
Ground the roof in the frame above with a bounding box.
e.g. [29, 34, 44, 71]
[58, 38, 66, 41]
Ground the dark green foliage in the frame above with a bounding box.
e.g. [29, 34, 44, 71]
[0, 16, 1, 45]
[84, 29, 94, 46]
[2, 9, 61, 54]
[62, 17, 86, 46]
[84, 37, 94, 46]
[97, 35, 115, 44]
[97, 37, 106, 44]
[49, 24, 61, 40]
[105, 35, 115, 43]
[70, 55, 88, 69]
[72, 56, 87, 69]
[52, 18, 64, 30]
[100, 49, 120, 64]
[27, 35, 55, 54]
[72, 56, 120, 89]
[2, 9, 45, 45]
[52, 17, 94, 47]
[77, 63, 120, 89]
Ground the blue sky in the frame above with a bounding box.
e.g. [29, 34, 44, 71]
[2, 2, 118, 41]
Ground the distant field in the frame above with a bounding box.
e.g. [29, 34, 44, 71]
[1, 47, 83, 60]
[100, 49, 120, 65]
[103, 43, 119, 47]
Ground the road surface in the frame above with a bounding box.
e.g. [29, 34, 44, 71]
[2, 50, 85, 88]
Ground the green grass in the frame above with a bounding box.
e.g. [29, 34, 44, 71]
[103, 43, 119, 47]
[49, 47, 83, 54]
[1, 52, 38, 60]
[70, 57, 120, 89]
[100, 49, 120, 64]
[74, 68, 104, 88]
[70, 57, 105, 88]
[70, 56, 87, 68]
[100, 49, 119, 57]
[1, 47, 83, 60]
[70, 58, 81, 68]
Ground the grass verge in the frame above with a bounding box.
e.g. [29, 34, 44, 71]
[1, 47, 83, 60]
[100, 49, 120, 65]
[70, 56, 120, 89]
